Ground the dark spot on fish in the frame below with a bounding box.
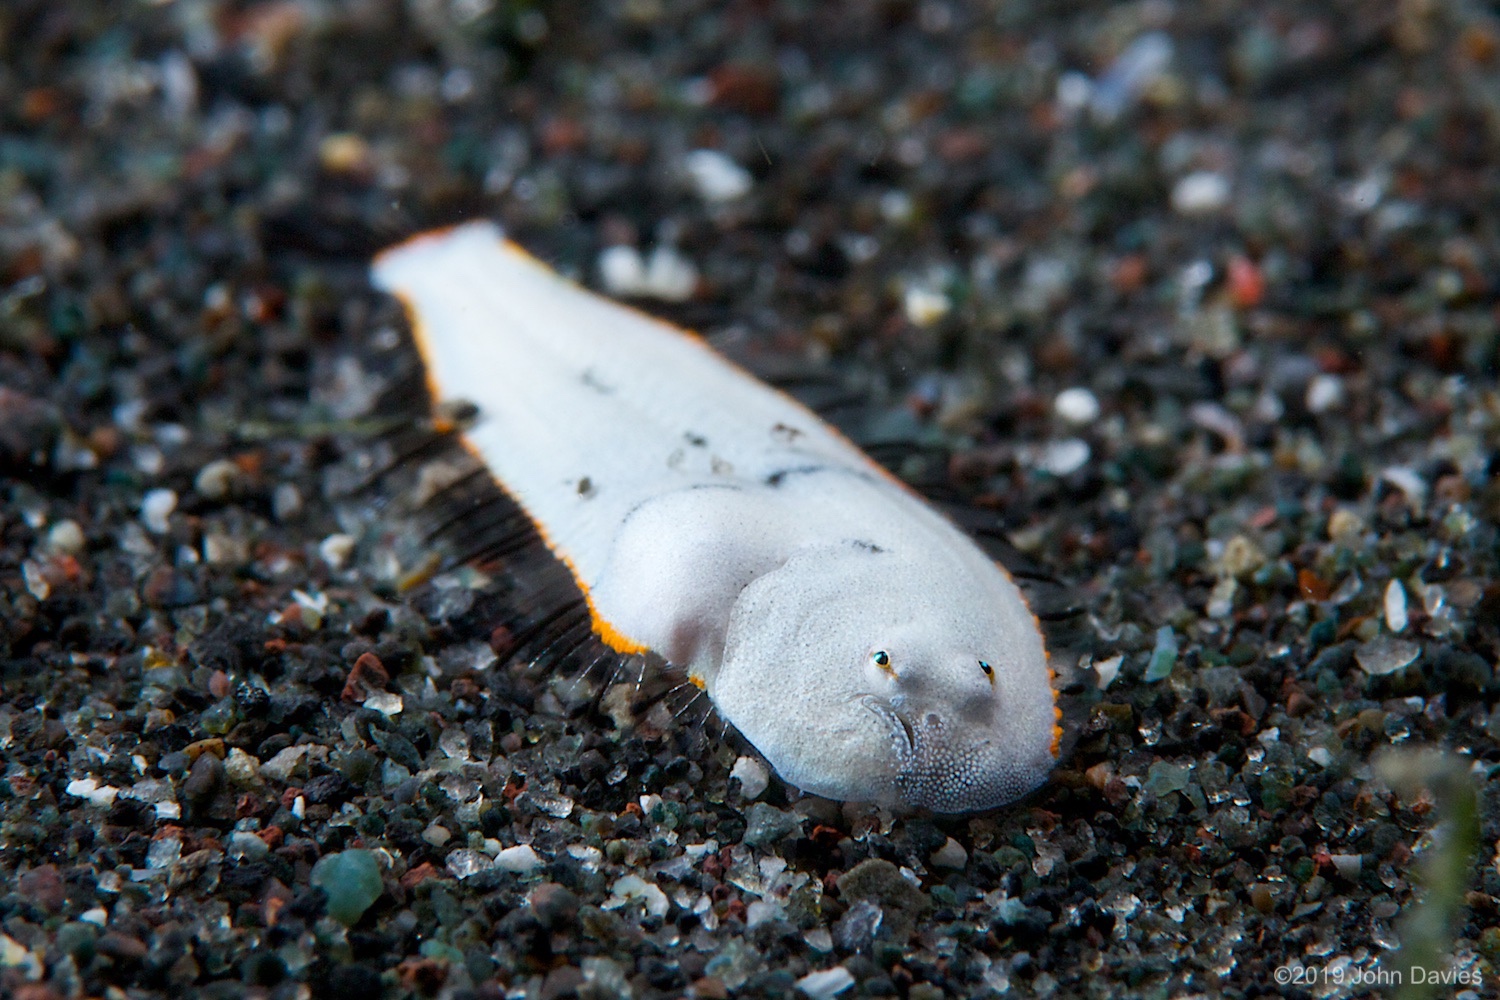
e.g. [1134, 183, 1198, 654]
[581, 369, 615, 394]
[765, 464, 829, 487]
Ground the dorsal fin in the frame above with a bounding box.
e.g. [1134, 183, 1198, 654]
[320, 303, 644, 707]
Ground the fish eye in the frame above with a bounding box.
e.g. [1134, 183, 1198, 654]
[872, 650, 891, 668]
[979, 659, 993, 675]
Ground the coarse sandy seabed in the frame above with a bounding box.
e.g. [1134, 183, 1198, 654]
[2, 2, 1499, 998]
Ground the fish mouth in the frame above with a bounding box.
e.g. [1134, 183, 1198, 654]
[860, 696, 918, 764]
[861, 696, 1045, 813]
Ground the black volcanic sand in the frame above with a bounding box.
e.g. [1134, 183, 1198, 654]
[2, 2, 1499, 998]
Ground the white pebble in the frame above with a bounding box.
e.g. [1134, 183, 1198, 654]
[1020, 257, 1071, 314]
[114, 398, 147, 431]
[1342, 174, 1384, 213]
[194, 458, 241, 499]
[568, 844, 603, 869]
[1206, 576, 1238, 619]
[46, 519, 85, 555]
[445, 849, 494, 880]
[1252, 390, 1284, 423]
[1188, 401, 1246, 452]
[0, 935, 38, 979]
[363, 691, 403, 716]
[599, 245, 646, 296]
[494, 844, 545, 874]
[1354, 636, 1421, 676]
[599, 245, 699, 302]
[903, 286, 951, 327]
[133, 444, 165, 476]
[79, 908, 109, 927]
[643, 247, 699, 302]
[1305, 373, 1344, 414]
[1384, 579, 1408, 633]
[746, 899, 783, 928]
[796, 966, 856, 999]
[684, 149, 752, 203]
[1380, 466, 1427, 509]
[259, 745, 310, 783]
[159, 51, 198, 121]
[202, 532, 249, 566]
[1091, 31, 1174, 121]
[803, 927, 834, 953]
[1093, 654, 1123, 690]
[1054, 387, 1100, 425]
[730, 756, 770, 800]
[293, 588, 328, 614]
[140, 489, 177, 534]
[605, 874, 670, 918]
[1035, 438, 1090, 476]
[120, 522, 156, 557]
[1330, 854, 1361, 878]
[272, 482, 303, 522]
[1055, 70, 1093, 111]
[879, 189, 914, 225]
[1171, 171, 1230, 214]
[224, 748, 261, 786]
[65, 777, 120, 808]
[319, 533, 357, 570]
[930, 837, 968, 870]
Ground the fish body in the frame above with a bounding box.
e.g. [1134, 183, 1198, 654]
[372, 222, 1058, 812]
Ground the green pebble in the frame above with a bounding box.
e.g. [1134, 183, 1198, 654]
[740, 802, 801, 849]
[310, 849, 384, 927]
[1479, 927, 1500, 962]
[419, 939, 465, 964]
[1252, 560, 1294, 588]
[1260, 772, 1293, 812]
[56, 922, 97, 962]
[1144, 626, 1178, 682]
[1144, 762, 1191, 797]
[874, 941, 906, 968]
[1307, 618, 1337, 649]
[1275, 499, 1304, 521]
[338, 749, 379, 785]
[200, 698, 238, 736]
[1228, 642, 1258, 666]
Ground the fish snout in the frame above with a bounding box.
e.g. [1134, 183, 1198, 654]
[894, 711, 1048, 813]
